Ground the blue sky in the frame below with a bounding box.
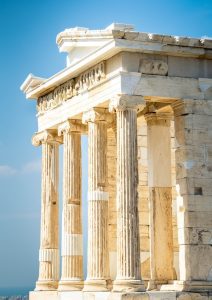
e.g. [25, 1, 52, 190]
[0, 0, 211, 289]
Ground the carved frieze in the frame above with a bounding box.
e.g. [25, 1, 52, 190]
[37, 79, 75, 113]
[37, 62, 105, 114]
[75, 61, 105, 93]
[139, 59, 168, 76]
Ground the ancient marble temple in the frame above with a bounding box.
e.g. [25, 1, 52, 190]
[21, 24, 212, 300]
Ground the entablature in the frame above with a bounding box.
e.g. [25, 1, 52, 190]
[21, 23, 212, 104]
[31, 65, 212, 118]
[35, 69, 212, 132]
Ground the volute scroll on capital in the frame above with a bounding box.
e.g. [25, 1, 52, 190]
[82, 107, 113, 124]
[58, 119, 87, 136]
[109, 94, 145, 113]
[32, 129, 62, 147]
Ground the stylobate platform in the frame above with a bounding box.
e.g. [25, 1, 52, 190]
[29, 291, 212, 300]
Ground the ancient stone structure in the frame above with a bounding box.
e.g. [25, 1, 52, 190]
[21, 23, 212, 300]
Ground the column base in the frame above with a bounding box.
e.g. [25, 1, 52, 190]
[147, 280, 169, 290]
[35, 280, 58, 291]
[58, 279, 84, 291]
[83, 279, 111, 292]
[113, 279, 146, 292]
[161, 280, 212, 292]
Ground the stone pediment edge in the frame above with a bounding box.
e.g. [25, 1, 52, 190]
[20, 73, 46, 94]
[22, 39, 117, 100]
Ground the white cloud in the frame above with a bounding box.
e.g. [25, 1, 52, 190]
[0, 160, 41, 176]
[0, 165, 17, 176]
[22, 159, 41, 173]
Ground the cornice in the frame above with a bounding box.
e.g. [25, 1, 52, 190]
[56, 24, 212, 51]
[21, 24, 212, 101]
[20, 73, 46, 94]
[56, 24, 134, 50]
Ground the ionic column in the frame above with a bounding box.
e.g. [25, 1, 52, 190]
[109, 95, 145, 292]
[58, 120, 85, 291]
[145, 112, 174, 289]
[32, 130, 61, 291]
[82, 108, 112, 291]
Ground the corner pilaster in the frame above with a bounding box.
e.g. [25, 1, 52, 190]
[145, 112, 174, 289]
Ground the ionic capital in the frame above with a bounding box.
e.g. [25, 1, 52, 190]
[82, 108, 113, 124]
[58, 119, 87, 136]
[109, 94, 145, 113]
[32, 129, 62, 147]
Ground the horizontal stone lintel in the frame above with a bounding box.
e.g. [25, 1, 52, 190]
[37, 71, 209, 131]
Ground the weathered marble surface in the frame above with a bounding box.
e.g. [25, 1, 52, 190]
[29, 291, 212, 300]
[21, 23, 212, 300]
[58, 120, 84, 291]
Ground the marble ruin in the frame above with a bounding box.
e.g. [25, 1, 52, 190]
[21, 23, 212, 300]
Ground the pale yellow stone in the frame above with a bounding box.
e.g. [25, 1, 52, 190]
[177, 292, 208, 300]
[58, 120, 83, 291]
[83, 108, 111, 291]
[23, 25, 212, 299]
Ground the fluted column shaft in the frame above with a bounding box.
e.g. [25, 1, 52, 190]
[110, 96, 145, 292]
[83, 108, 111, 291]
[32, 130, 61, 291]
[58, 120, 84, 290]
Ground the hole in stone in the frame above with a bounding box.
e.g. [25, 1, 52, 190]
[52, 201, 57, 205]
[181, 113, 190, 116]
[194, 187, 203, 195]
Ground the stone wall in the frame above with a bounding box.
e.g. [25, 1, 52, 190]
[174, 100, 212, 283]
